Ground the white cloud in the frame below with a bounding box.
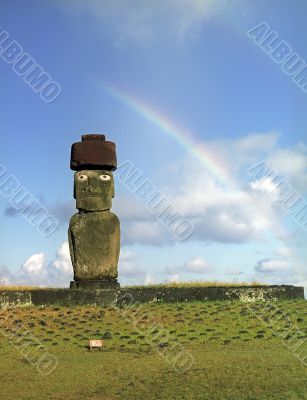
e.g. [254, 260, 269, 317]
[250, 177, 280, 194]
[255, 258, 290, 274]
[144, 273, 156, 285]
[274, 247, 293, 258]
[52, 0, 238, 44]
[0, 244, 150, 288]
[113, 131, 307, 248]
[50, 242, 72, 274]
[204, 132, 280, 174]
[184, 257, 214, 273]
[21, 253, 45, 275]
[253, 249, 305, 287]
[167, 274, 180, 283]
[224, 267, 244, 276]
[118, 250, 145, 278]
[0, 266, 12, 286]
[124, 221, 166, 245]
[235, 131, 279, 155]
[268, 145, 307, 192]
[164, 256, 216, 277]
[0, 242, 73, 287]
[249, 142, 307, 195]
[117, 249, 151, 286]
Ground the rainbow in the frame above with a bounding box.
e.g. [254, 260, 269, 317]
[103, 83, 235, 188]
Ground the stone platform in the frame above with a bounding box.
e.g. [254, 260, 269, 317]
[0, 285, 304, 308]
[70, 280, 120, 290]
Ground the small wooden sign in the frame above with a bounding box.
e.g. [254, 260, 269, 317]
[89, 339, 104, 351]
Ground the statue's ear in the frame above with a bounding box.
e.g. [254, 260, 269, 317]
[73, 175, 76, 199]
[112, 178, 115, 198]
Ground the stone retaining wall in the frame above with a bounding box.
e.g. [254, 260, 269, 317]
[0, 285, 303, 308]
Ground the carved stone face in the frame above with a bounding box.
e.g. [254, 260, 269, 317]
[74, 170, 114, 211]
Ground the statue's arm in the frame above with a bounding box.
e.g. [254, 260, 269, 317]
[68, 225, 75, 265]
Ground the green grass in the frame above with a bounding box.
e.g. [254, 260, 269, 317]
[0, 285, 46, 291]
[1, 300, 307, 399]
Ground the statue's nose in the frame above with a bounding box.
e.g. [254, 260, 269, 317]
[83, 186, 93, 194]
[84, 183, 101, 194]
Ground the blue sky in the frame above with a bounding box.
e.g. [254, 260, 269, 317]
[0, 0, 306, 288]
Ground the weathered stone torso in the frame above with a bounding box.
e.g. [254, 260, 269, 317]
[68, 211, 120, 281]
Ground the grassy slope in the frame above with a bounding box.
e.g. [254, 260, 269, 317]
[1, 300, 307, 400]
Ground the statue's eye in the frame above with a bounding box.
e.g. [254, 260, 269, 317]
[78, 174, 88, 181]
[99, 174, 111, 181]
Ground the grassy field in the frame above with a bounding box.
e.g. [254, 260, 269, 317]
[1, 300, 307, 399]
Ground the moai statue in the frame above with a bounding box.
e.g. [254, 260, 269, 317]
[68, 134, 120, 289]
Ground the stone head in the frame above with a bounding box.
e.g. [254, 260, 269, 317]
[74, 169, 114, 211]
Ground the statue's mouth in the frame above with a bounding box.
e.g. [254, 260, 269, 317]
[81, 194, 103, 198]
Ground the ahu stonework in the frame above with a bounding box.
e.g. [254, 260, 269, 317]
[68, 134, 120, 289]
